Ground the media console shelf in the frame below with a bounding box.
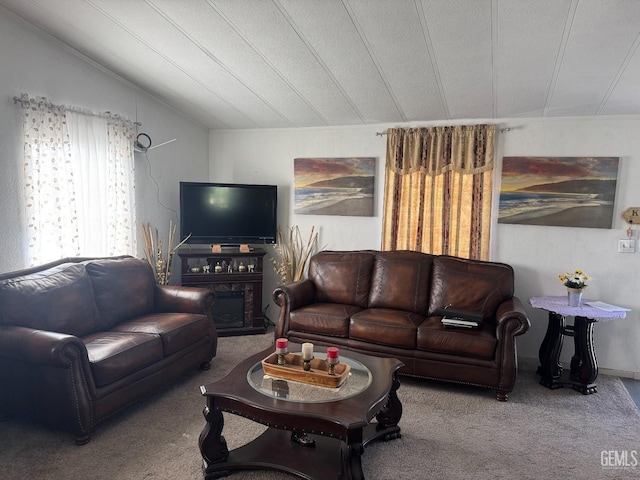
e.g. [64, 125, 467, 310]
[178, 248, 267, 337]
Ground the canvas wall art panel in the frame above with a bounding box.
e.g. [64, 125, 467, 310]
[294, 157, 375, 216]
[498, 156, 619, 229]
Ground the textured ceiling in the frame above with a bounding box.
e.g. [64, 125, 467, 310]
[3, 0, 640, 130]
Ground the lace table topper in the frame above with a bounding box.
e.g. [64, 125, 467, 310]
[529, 296, 628, 322]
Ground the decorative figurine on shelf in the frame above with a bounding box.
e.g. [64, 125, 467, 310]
[190, 259, 202, 273]
[202, 264, 210, 274]
[238, 262, 247, 272]
[214, 262, 222, 273]
[248, 264, 255, 273]
[227, 264, 233, 273]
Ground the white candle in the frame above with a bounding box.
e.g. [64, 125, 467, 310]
[301, 342, 314, 360]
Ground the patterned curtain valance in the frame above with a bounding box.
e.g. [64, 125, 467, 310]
[385, 124, 495, 176]
[14, 93, 134, 129]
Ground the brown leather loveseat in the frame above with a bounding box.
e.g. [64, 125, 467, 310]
[274, 250, 530, 401]
[0, 256, 217, 444]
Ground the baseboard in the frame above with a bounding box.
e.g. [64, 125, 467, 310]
[599, 367, 640, 380]
[519, 355, 640, 380]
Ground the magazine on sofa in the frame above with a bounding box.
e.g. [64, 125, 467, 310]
[441, 317, 479, 328]
[437, 305, 482, 329]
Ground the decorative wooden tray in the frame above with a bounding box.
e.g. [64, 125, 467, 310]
[261, 352, 351, 388]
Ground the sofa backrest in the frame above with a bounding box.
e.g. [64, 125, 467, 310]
[308, 251, 374, 308]
[368, 251, 434, 314]
[0, 263, 103, 336]
[84, 257, 156, 330]
[428, 256, 514, 318]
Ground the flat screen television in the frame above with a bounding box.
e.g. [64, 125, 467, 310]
[180, 182, 277, 245]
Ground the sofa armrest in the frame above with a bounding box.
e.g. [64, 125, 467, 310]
[154, 285, 216, 314]
[273, 279, 316, 337]
[494, 297, 531, 340]
[273, 279, 316, 310]
[0, 325, 87, 367]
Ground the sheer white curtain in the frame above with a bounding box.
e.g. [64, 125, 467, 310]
[20, 95, 136, 265]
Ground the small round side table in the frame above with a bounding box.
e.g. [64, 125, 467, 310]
[529, 296, 627, 395]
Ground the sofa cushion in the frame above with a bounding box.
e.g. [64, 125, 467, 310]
[290, 303, 362, 338]
[84, 257, 155, 329]
[308, 252, 374, 308]
[428, 256, 514, 318]
[112, 313, 210, 356]
[0, 263, 102, 336]
[83, 331, 164, 387]
[417, 317, 497, 359]
[350, 308, 423, 349]
[368, 251, 433, 314]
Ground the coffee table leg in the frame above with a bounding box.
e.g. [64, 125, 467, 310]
[371, 371, 402, 442]
[342, 440, 365, 480]
[199, 402, 230, 479]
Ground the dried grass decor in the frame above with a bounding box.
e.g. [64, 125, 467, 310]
[141, 220, 191, 285]
[271, 225, 318, 284]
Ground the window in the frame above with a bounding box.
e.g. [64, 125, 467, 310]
[19, 95, 136, 265]
[382, 125, 495, 260]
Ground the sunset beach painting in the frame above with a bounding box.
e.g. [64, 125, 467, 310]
[294, 157, 375, 216]
[498, 156, 619, 228]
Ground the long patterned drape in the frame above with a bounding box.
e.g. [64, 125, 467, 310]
[382, 124, 495, 260]
[20, 95, 136, 266]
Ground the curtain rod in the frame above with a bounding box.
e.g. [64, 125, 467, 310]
[375, 127, 511, 136]
[12, 95, 141, 126]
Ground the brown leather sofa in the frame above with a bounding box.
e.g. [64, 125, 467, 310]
[274, 250, 530, 401]
[0, 256, 217, 444]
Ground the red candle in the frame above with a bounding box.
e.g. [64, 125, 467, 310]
[326, 347, 339, 364]
[276, 338, 288, 355]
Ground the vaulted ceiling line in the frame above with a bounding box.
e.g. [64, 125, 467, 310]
[596, 27, 640, 115]
[414, 0, 449, 120]
[343, 0, 407, 122]
[272, 0, 367, 125]
[543, 0, 579, 116]
[201, 0, 329, 127]
[87, 0, 262, 129]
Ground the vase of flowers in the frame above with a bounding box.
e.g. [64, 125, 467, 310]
[558, 269, 590, 307]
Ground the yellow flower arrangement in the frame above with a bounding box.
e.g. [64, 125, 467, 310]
[558, 269, 590, 290]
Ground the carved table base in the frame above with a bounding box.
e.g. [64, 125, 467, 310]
[198, 345, 403, 480]
[200, 376, 402, 480]
[537, 312, 598, 395]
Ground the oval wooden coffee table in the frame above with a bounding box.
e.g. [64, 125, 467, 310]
[198, 343, 403, 479]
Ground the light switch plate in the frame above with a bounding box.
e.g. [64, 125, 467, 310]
[618, 239, 636, 253]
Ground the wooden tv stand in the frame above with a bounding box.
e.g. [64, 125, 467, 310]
[178, 247, 267, 336]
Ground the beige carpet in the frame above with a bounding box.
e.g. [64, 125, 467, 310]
[2, 332, 640, 480]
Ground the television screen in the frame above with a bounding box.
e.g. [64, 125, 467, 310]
[180, 182, 277, 245]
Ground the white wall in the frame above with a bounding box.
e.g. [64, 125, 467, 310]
[496, 116, 640, 376]
[0, 8, 209, 277]
[209, 126, 388, 324]
[210, 116, 640, 377]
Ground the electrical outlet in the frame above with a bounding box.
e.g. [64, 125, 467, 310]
[618, 239, 636, 253]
